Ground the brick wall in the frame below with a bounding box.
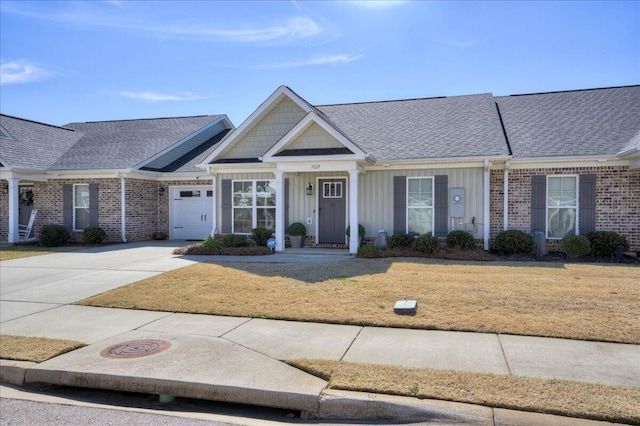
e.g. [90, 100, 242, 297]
[490, 165, 640, 251]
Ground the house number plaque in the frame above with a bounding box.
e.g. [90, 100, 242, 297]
[311, 164, 321, 170]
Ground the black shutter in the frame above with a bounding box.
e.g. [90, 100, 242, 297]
[579, 174, 596, 234]
[63, 184, 73, 230]
[434, 175, 448, 237]
[393, 176, 406, 234]
[221, 179, 232, 234]
[284, 178, 289, 230]
[531, 175, 546, 233]
[89, 182, 98, 227]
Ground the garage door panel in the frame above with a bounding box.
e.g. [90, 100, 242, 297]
[170, 187, 213, 240]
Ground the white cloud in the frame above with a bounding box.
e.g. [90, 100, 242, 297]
[3, 3, 323, 44]
[120, 91, 213, 102]
[348, 0, 406, 8]
[252, 53, 364, 70]
[0, 61, 50, 85]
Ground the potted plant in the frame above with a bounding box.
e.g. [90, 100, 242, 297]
[288, 222, 307, 248]
[345, 224, 366, 247]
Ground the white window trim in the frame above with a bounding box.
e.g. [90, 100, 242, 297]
[73, 183, 90, 232]
[322, 181, 343, 199]
[406, 177, 434, 235]
[232, 179, 276, 234]
[545, 175, 579, 239]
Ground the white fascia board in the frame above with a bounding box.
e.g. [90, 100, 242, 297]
[134, 115, 232, 171]
[508, 155, 628, 169]
[158, 172, 216, 181]
[276, 160, 361, 174]
[46, 169, 133, 179]
[617, 147, 639, 158]
[262, 111, 367, 161]
[201, 86, 314, 166]
[201, 163, 275, 176]
[0, 169, 48, 182]
[364, 155, 511, 171]
[270, 154, 366, 163]
[0, 156, 12, 169]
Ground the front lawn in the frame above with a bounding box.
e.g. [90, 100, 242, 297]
[0, 245, 83, 261]
[78, 258, 640, 344]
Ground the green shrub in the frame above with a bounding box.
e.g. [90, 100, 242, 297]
[287, 222, 306, 236]
[586, 231, 629, 258]
[252, 227, 273, 247]
[202, 235, 224, 250]
[82, 226, 106, 244]
[446, 230, 476, 250]
[345, 224, 366, 238]
[221, 234, 251, 248]
[412, 234, 440, 254]
[561, 235, 591, 260]
[39, 224, 70, 247]
[494, 230, 534, 255]
[357, 245, 384, 258]
[389, 233, 417, 249]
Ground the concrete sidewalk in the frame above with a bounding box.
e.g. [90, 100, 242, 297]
[1, 242, 638, 423]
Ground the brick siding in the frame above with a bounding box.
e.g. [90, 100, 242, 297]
[490, 165, 640, 252]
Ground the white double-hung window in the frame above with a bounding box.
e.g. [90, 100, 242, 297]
[407, 177, 434, 235]
[232, 180, 276, 233]
[547, 176, 577, 239]
[73, 184, 90, 231]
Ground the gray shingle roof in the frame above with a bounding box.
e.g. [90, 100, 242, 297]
[54, 115, 223, 170]
[0, 114, 83, 170]
[315, 93, 509, 161]
[495, 86, 640, 158]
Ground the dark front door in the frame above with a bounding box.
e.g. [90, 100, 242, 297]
[318, 179, 346, 244]
[18, 186, 34, 226]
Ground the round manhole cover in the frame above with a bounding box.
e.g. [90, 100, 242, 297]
[100, 339, 171, 359]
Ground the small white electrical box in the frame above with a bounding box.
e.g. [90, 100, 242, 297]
[450, 188, 465, 217]
[306, 218, 312, 225]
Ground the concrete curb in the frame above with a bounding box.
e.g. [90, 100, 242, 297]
[0, 362, 622, 425]
[0, 359, 35, 386]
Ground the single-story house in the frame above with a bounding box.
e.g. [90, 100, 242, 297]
[0, 114, 233, 243]
[1, 85, 638, 254]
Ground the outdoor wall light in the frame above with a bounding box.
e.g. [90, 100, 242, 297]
[158, 186, 165, 195]
[306, 182, 313, 196]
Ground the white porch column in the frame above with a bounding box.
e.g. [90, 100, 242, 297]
[275, 171, 285, 251]
[348, 169, 360, 254]
[503, 162, 510, 231]
[210, 173, 217, 236]
[7, 177, 20, 243]
[119, 174, 127, 243]
[483, 160, 490, 250]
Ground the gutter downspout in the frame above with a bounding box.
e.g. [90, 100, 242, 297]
[116, 172, 127, 243]
[483, 160, 490, 251]
[503, 161, 510, 231]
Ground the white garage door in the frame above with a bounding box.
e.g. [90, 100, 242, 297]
[170, 186, 213, 240]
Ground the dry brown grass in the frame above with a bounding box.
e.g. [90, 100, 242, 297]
[289, 359, 640, 424]
[0, 246, 82, 261]
[0, 335, 85, 363]
[78, 258, 640, 343]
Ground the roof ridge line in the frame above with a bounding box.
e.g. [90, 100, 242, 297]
[505, 84, 640, 97]
[75, 114, 218, 124]
[315, 92, 496, 108]
[0, 114, 76, 131]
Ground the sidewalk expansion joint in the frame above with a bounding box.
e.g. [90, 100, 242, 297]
[339, 326, 364, 361]
[497, 334, 513, 375]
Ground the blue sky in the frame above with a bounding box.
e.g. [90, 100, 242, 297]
[1, 0, 638, 127]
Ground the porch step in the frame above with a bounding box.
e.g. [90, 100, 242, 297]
[307, 243, 348, 249]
